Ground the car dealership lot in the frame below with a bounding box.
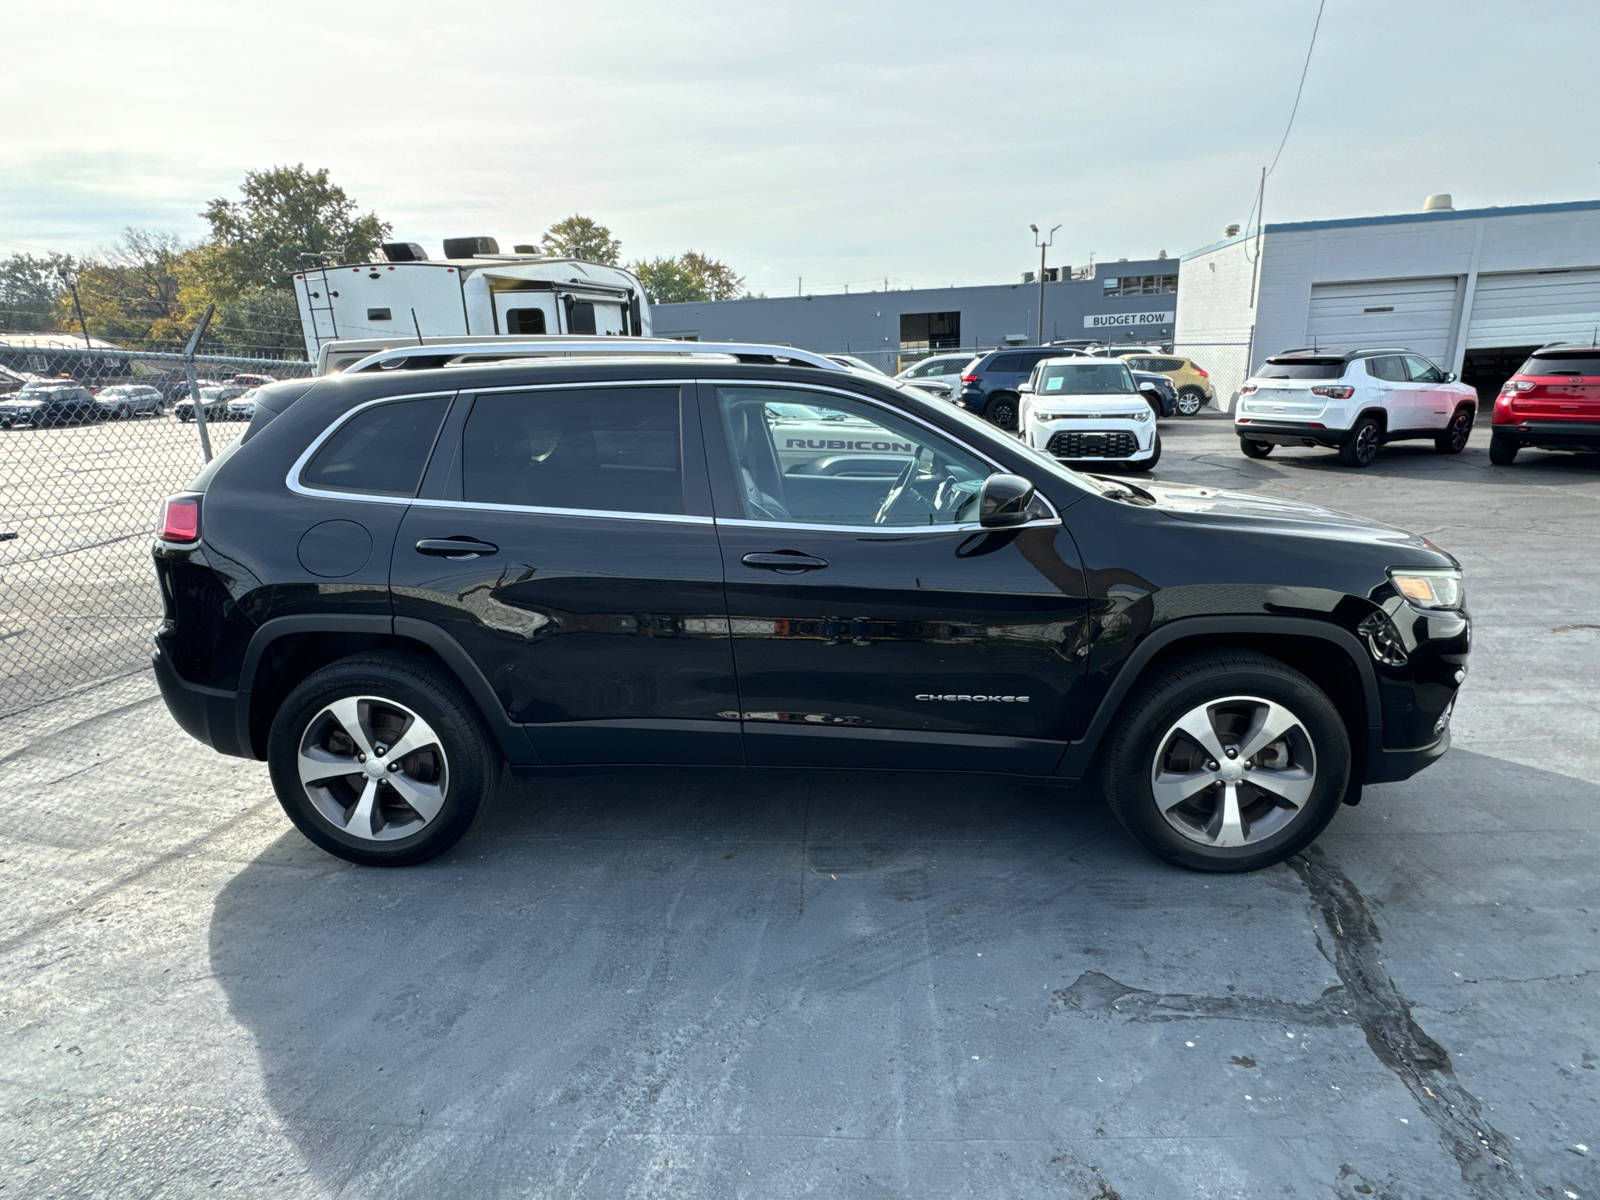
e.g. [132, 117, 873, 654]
[1, 417, 1596, 1199]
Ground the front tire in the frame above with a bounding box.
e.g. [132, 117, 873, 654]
[984, 393, 1019, 431]
[267, 652, 498, 866]
[1239, 437, 1273, 458]
[1488, 430, 1520, 465]
[1338, 417, 1381, 467]
[1123, 433, 1161, 472]
[1434, 406, 1473, 454]
[1101, 651, 1351, 872]
[1176, 386, 1206, 416]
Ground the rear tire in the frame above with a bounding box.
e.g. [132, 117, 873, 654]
[1434, 406, 1473, 454]
[1488, 430, 1519, 465]
[1176, 386, 1206, 416]
[267, 652, 498, 866]
[1101, 651, 1351, 872]
[1239, 437, 1273, 459]
[984, 393, 1019, 431]
[1338, 417, 1381, 467]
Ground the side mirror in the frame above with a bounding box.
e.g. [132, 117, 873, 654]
[1018, 382, 1034, 394]
[1444, 372, 1457, 383]
[978, 473, 1037, 528]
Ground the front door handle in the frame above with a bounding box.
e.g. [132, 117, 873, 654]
[416, 537, 499, 560]
[742, 551, 829, 572]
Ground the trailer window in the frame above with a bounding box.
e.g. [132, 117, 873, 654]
[505, 308, 547, 335]
[566, 300, 597, 335]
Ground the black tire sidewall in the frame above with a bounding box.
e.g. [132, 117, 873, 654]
[985, 393, 1019, 430]
[1239, 437, 1272, 458]
[1103, 657, 1351, 872]
[1489, 430, 1519, 464]
[1341, 419, 1379, 467]
[267, 655, 495, 866]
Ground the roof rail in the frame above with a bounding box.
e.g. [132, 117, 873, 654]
[342, 339, 847, 375]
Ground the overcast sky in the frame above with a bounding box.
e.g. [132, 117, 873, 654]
[4, 0, 1597, 293]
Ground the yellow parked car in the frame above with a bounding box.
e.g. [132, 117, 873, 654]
[1116, 352, 1215, 415]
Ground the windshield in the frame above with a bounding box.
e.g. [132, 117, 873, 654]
[1520, 353, 1600, 376]
[1037, 361, 1135, 395]
[1257, 359, 1346, 380]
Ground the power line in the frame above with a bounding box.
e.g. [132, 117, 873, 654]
[1267, 0, 1328, 179]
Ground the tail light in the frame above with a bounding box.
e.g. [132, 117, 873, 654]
[960, 373, 978, 383]
[1311, 385, 1355, 399]
[1195, 366, 1210, 379]
[159, 496, 200, 543]
[1501, 380, 1535, 394]
[1239, 384, 1257, 395]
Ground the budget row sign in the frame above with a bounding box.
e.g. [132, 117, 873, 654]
[1084, 311, 1176, 329]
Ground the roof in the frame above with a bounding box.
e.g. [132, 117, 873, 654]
[0, 332, 126, 352]
[1267, 347, 1414, 361]
[1182, 198, 1600, 261]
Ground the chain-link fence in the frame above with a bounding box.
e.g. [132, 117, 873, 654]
[0, 344, 312, 716]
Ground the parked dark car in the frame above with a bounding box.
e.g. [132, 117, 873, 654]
[152, 348, 1469, 874]
[956, 347, 1059, 430]
[0, 383, 98, 429]
[1129, 369, 1177, 418]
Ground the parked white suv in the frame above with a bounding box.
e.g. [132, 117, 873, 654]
[1235, 348, 1478, 468]
[895, 351, 976, 402]
[1019, 355, 1160, 471]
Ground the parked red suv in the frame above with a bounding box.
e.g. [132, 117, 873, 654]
[1490, 343, 1600, 464]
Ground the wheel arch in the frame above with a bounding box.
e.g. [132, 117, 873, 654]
[237, 615, 532, 765]
[1355, 407, 1388, 433]
[1057, 616, 1380, 799]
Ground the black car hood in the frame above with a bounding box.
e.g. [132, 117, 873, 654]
[1122, 479, 1456, 564]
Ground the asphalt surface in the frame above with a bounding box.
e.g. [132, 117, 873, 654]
[2, 414, 1597, 1199]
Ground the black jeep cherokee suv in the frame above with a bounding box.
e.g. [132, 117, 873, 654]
[152, 348, 1469, 872]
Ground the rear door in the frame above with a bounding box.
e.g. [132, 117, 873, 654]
[1364, 355, 1411, 427]
[391, 380, 740, 765]
[703, 381, 1089, 774]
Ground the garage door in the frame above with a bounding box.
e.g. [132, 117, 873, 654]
[1466, 268, 1600, 348]
[1305, 278, 1458, 361]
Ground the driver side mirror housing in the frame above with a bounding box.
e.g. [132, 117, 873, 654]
[1443, 371, 1457, 383]
[1017, 382, 1034, 394]
[978, 473, 1037, 528]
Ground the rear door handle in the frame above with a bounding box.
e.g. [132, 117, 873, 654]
[415, 537, 499, 560]
[741, 551, 829, 572]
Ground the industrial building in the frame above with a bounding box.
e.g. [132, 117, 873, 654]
[1177, 197, 1600, 408]
[651, 258, 1178, 371]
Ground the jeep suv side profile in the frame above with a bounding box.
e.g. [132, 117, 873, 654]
[1235, 348, 1479, 467]
[152, 340, 1469, 873]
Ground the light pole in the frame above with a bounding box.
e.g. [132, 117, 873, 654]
[1030, 223, 1060, 346]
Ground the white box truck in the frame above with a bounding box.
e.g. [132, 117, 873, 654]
[292, 236, 652, 363]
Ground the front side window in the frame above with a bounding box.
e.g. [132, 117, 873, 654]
[1405, 355, 1444, 383]
[302, 395, 451, 497]
[462, 387, 683, 515]
[1037, 362, 1136, 395]
[716, 386, 989, 527]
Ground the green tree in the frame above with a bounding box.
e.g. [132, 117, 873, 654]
[631, 250, 746, 304]
[0, 252, 74, 332]
[72, 230, 191, 345]
[198, 164, 390, 298]
[541, 215, 621, 265]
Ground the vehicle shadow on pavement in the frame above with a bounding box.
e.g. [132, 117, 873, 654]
[208, 751, 1600, 1200]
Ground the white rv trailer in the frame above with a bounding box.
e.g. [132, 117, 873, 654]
[292, 242, 652, 362]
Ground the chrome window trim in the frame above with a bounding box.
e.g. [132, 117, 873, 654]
[287, 391, 455, 505]
[704, 377, 1063, 529]
[714, 516, 1061, 534]
[409, 497, 712, 526]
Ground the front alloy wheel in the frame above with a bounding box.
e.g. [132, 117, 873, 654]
[1435, 407, 1473, 454]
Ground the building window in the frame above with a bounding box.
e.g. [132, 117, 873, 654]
[1101, 274, 1178, 297]
[900, 311, 961, 350]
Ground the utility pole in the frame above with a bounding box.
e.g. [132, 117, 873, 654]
[58, 269, 90, 346]
[183, 304, 217, 462]
[1030, 223, 1060, 345]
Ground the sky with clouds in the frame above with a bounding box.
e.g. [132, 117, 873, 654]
[4, 0, 1597, 294]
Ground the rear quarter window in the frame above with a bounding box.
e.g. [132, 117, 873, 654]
[300, 395, 451, 497]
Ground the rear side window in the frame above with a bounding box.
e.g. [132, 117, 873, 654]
[1257, 358, 1346, 380]
[462, 387, 684, 515]
[986, 354, 1020, 373]
[1367, 356, 1407, 382]
[301, 395, 450, 496]
[1520, 353, 1600, 376]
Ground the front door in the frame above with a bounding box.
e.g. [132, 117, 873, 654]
[702, 382, 1089, 774]
[1404, 354, 1452, 429]
[392, 382, 740, 765]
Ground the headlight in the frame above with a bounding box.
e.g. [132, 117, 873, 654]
[1388, 568, 1463, 610]
[1131, 409, 1150, 422]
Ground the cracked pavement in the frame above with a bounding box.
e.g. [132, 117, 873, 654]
[1, 416, 1597, 1198]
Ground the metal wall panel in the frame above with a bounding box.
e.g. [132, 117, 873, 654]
[1305, 277, 1458, 360]
[1466, 268, 1600, 347]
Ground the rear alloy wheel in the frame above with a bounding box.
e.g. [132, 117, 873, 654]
[1435, 407, 1474, 454]
[1239, 437, 1273, 459]
[984, 393, 1019, 431]
[1176, 386, 1207, 416]
[1338, 417, 1381, 467]
[1101, 652, 1350, 871]
[268, 653, 497, 866]
[1488, 430, 1520, 465]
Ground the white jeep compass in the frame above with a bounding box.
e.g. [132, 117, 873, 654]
[1019, 356, 1160, 471]
[1235, 348, 1479, 468]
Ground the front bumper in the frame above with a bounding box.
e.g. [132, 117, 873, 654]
[1493, 418, 1600, 450]
[1026, 420, 1155, 461]
[1234, 419, 1345, 448]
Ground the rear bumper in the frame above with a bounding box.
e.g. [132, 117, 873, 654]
[152, 642, 250, 758]
[1234, 420, 1344, 448]
[1493, 419, 1600, 449]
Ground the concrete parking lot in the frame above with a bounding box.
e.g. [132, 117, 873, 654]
[2, 415, 1597, 1199]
